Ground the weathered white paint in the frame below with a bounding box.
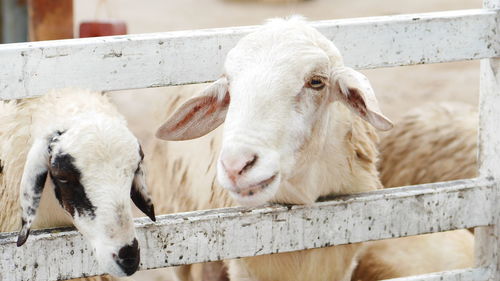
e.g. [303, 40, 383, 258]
[382, 268, 491, 281]
[0, 9, 498, 100]
[475, 1, 500, 280]
[0, 179, 494, 281]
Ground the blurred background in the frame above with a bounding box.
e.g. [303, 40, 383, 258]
[0, 0, 482, 280]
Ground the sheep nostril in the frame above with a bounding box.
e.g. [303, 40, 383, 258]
[121, 257, 138, 268]
[116, 256, 140, 276]
[239, 155, 257, 175]
[221, 151, 259, 182]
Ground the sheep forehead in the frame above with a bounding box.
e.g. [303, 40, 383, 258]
[52, 120, 140, 178]
[48, 128, 138, 217]
[225, 18, 341, 81]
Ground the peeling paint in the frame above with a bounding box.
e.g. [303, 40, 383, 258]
[103, 51, 123, 59]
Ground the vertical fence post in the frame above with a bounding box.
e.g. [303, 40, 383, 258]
[28, 0, 73, 41]
[476, 0, 500, 279]
[1, 0, 28, 43]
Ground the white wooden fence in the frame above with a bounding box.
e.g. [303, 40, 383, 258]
[0, 1, 499, 280]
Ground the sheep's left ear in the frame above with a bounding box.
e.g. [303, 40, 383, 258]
[130, 148, 156, 222]
[18, 138, 50, 247]
[330, 67, 393, 131]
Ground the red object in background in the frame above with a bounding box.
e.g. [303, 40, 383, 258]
[79, 21, 127, 38]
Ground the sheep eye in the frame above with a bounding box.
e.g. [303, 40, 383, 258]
[57, 178, 68, 184]
[307, 77, 326, 90]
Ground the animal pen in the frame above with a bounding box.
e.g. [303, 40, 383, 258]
[0, 0, 499, 280]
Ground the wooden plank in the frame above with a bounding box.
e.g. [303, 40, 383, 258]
[0, 9, 498, 100]
[475, 1, 500, 280]
[28, 0, 73, 41]
[382, 268, 491, 281]
[0, 178, 494, 281]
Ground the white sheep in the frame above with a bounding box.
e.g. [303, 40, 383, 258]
[352, 102, 477, 280]
[145, 100, 477, 281]
[0, 89, 156, 279]
[150, 16, 392, 281]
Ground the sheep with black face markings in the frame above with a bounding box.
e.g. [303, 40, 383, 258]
[0, 89, 156, 280]
[149, 16, 392, 281]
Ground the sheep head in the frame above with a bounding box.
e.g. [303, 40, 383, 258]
[18, 115, 155, 277]
[157, 17, 392, 206]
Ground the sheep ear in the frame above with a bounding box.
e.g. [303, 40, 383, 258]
[330, 67, 393, 131]
[131, 159, 156, 222]
[156, 77, 230, 141]
[18, 138, 50, 247]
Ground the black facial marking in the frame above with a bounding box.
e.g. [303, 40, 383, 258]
[0, 158, 3, 173]
[49, 153, 96, 219]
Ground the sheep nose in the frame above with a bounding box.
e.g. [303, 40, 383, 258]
[115, 238, 140, 276]
[221, 150, 258, 183]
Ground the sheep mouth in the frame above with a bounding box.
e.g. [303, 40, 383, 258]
[235, 174, 277, 197]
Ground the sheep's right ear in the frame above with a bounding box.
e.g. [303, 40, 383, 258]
[156, 77, 230, 141]
[17, 138, 50, 247]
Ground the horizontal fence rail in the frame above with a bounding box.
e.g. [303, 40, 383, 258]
[0, 178, 494, 280]
[0, 9, 498, 100]
[384, 268, 491, 281]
